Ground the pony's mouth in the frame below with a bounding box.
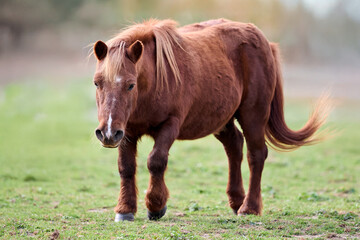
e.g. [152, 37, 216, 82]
[102, 143, 120, 148]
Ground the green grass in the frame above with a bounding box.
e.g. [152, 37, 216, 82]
[0, 79, 359, 239]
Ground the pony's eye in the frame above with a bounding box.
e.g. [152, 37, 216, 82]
[94, 82, 99, 88]
[128, 84, 135, 91]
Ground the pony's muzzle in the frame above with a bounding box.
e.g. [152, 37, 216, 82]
[95, 128, 124, 148]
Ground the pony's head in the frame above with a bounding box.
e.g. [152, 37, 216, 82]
[92, 19, 183, 148]
[93, 39, 144, 148]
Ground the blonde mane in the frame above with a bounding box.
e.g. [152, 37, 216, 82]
[102, 19, 183, 91]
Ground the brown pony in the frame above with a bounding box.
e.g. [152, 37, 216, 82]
[92, 19, 330, 221]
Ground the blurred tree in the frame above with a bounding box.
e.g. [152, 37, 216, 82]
[0, 0, 359, 62]
[0, 0, 84, 51]
[281, 1, 315, 61]
[49, 0, 84, 21]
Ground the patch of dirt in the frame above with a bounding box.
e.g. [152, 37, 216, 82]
[51, 201, 60, 209]
[283, 63, 360, 101]
[174, 212, 186, 217]
[296, 233, 360, 239]
[50, 230, 60, 240]
[87, 207, 111, 213]
[0, 50, 94, 86]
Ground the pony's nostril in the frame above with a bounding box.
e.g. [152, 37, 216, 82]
[95, 129, 104, 141]
[114, 130, 124, 141]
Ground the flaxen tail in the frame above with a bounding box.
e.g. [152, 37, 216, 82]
[266, 43, 332, 151]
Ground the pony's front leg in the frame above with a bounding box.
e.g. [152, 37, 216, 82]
[146, 117, 180, 220]
[114, 136, 138, 222]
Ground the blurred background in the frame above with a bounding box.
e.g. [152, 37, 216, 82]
[0, 0, 359, 99]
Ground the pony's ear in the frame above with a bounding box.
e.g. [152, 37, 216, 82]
[126, 40, 144, 63]
[94, 40, 108, 61]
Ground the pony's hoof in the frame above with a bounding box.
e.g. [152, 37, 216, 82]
[237, 208, 260, 216]
[115, 213, 134, 222]
[232, 208, 239, 215]
[147, 205, 167, 220]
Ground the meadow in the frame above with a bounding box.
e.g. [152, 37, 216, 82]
[0, 78, 359, 239]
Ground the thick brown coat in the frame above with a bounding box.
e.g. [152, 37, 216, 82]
[92, 19, 330, 219]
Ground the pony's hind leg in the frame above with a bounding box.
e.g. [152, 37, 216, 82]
[215, 120, 245, 214]
[236, 107, 269, 215]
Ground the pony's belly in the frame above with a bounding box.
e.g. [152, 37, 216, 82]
[177, 122, 227, 140]
[178, 88, 242, 139]
[178, 101, 239, 140]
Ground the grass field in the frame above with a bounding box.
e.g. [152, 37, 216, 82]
[0, 79, 359, 239]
